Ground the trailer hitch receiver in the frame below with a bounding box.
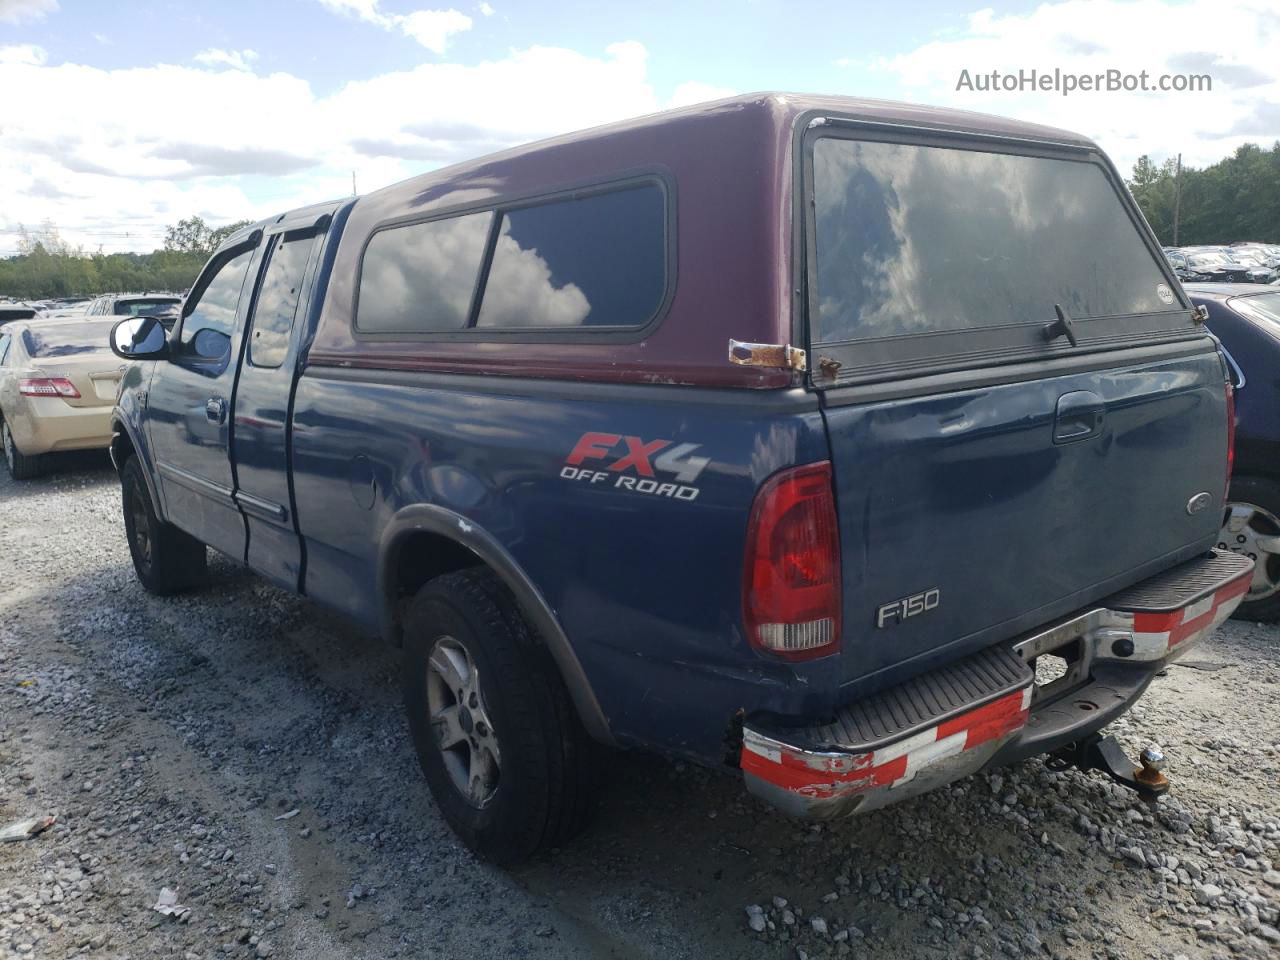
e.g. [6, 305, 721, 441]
[1045, 734, 1169, 802]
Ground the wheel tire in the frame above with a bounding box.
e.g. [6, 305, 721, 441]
[2, 419, 43, 480]
[1221, 475, 1280, 623]
[403, 568, 597, 864]
[120, 456, 207, 595]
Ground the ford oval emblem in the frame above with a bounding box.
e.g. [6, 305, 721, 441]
[1186, 492, 1212, 515]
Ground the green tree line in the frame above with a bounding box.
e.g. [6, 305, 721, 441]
[0, 216, 250, 300]
[1128, 141, 1280, 246]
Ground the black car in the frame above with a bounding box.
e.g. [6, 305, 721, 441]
[1187, 283, 1280, 620]
[1182, 253, 1252, 283]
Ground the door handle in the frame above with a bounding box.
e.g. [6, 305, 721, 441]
[1053, 391, 1104, 444]
[206, 397, 227, 424]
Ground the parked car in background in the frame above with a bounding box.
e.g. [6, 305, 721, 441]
[1180, 248, 1273, 284]
[107, 94, 1250, 863]
[41, 301, 92, 319]
[1181, 252, 1252, 283]
[1220, 249, 1278, 283]
[1229, 242, 1280, 269]
[1165, 249, 1192, 280]
[86, 293, 183, 322]
[1187, 283, 1280, 621]
[0, 304, 39, 326]
[0, 317, 123, 479]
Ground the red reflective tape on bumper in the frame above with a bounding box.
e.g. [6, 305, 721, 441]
[1133, 571, 1252, 649]
[937, 688, 1028, 748]
[742, 687, 1030, 800]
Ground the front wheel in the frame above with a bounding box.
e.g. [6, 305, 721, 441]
[120, 456, 207, 595]
[403, 569, 598, 864]
[2, 419, 43, 480]
[1219, 475, 1280, 622]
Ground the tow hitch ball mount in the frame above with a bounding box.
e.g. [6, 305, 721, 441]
[1045, 734, 1169, 802]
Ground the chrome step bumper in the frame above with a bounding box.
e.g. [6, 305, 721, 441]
[740, 550, 1253, 820]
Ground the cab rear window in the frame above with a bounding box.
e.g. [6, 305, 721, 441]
[810, 138, 1174, 346]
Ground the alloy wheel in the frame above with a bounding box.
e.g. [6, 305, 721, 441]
[425, 636, 501, 807]
[1219, 501, 1280, 602]
[2, 423, 15, 473]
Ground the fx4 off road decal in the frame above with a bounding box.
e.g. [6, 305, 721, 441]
[561, 432, 710, 501]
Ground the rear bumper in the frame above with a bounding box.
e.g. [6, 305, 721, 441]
[740, 550, 1252, 820]
[9, 398, 113, 454]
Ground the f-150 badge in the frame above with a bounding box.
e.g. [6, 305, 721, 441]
[877, 588, 941, 628]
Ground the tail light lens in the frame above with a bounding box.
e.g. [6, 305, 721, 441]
[742, 461, 841, 660]
[1224, 376, 1236, 499]
[19, 377, 80, 398]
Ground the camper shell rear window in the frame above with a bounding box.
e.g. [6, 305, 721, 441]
[805, 130, 1194, 384]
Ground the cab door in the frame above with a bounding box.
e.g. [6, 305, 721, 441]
[146, 236, 262, 559]
[230, 219, 326, 590]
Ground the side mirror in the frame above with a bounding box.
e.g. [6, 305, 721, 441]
[110, 316, 169, 361]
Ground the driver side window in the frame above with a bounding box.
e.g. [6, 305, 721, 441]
[178, 249, 254, 366]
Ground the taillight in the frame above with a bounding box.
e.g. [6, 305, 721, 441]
[742, 461, 841, 660]
[1224, 376, 1236, 499]
[19, 377, 81, 398]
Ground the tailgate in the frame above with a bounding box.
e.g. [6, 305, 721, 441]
[800, 124, 1228, 688]
[821, 348, 1227, 684]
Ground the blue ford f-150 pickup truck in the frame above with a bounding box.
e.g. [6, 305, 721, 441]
[108, 93, 1253, 864]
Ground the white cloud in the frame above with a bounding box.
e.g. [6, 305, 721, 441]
[0, 41, 729, 256]
[870, 0, 1280, 172]
[0, 0, 57, 24]
[478, 226, 590, 327]
[478, 2, 494, 15]
[0, 43, 45, 65]
[193, 48, 259, 72]
[315, 0, 472, 52]
[397, 9, 472, 54]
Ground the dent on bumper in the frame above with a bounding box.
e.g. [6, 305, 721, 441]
[741, 559, 1252, 820]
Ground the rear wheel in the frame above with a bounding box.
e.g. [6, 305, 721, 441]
[1219, 475, 1280, 622]
[2, 419, 43, 480]
[403, 568, 597, 864]
[120, 456, 207, 594]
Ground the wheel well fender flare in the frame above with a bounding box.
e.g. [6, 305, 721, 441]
[110, 415, 164, 520]
[377, 504, 613, 746]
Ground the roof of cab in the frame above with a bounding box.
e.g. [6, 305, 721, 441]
[218, 196, 352, 254]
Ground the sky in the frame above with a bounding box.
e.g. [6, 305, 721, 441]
[1, 0, 1277, 256]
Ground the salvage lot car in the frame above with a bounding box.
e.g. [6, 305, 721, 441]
[1187, 283, 1280, 621]
[107, 93, 1250, 864]
[85, 293, 182, 316]
[0, 304, 39, 326]
[1, 316, 122, 479]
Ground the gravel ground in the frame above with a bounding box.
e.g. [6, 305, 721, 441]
[1, 454, 1277, 960]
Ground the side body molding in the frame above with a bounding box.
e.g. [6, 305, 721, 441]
[376, 504, 614, 746]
